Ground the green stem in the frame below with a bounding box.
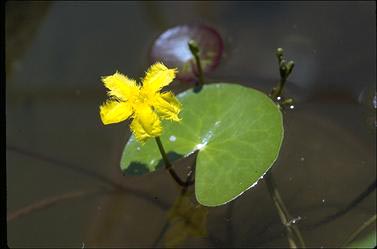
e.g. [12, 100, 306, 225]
[155, 136, 172, 169]
[188, 40, 204, 86]
[265, 171, 306, 248]
[193, 52, 204, 86]
[271, 48, 294, 100]
[272, 78, 287, 100]
[342, 214, 376, 247]
[155, 137, 191, 187]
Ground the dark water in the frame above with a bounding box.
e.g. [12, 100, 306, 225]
[6, 1, 376, 248]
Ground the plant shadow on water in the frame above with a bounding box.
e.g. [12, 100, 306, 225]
[122, 148, 208, 247]
[123, 151, 184, 176]
[144, 150, 213, 248]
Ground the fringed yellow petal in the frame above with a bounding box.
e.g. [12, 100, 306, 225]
[142, 62, 177, 92]
[154, 92, 182, 122]
[130, 105, 162, 143]
[101, 71, 139, 101]
[99, 65, 181, 142]
[100, 100, 133, 125]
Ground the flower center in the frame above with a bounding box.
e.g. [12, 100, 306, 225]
[137, 88, 156, 107]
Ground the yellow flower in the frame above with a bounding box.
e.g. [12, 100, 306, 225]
[99, 62, 182, 143]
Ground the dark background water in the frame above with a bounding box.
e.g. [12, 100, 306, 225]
[6, 1, 376, 248]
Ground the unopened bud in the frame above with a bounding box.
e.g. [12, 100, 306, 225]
[188, 40, 200, 55]
[276, 48, 284, 57]
[286, 61, 295, 75]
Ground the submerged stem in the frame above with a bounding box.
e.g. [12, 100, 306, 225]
[342, 214, 376, 247]
[155, 137, 191, 187]
[188, 40, 204, 86]
[266, 48, 303, 247]
[265, 171, 306, 248]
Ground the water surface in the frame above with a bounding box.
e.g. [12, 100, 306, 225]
[6, 1, 376, 248]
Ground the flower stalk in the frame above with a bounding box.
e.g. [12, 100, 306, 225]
[270, 48, 295, 100]
[188, 40, 205, 87]
[266, 48, 305, 248]
[155, 137, 192, 187]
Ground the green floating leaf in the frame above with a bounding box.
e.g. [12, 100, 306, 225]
[121, 83, 284, 206]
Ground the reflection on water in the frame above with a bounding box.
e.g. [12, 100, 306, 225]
[5, 1, 51, 78]
[6, 1, 376, 248]
[161, 188, 208, 247]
